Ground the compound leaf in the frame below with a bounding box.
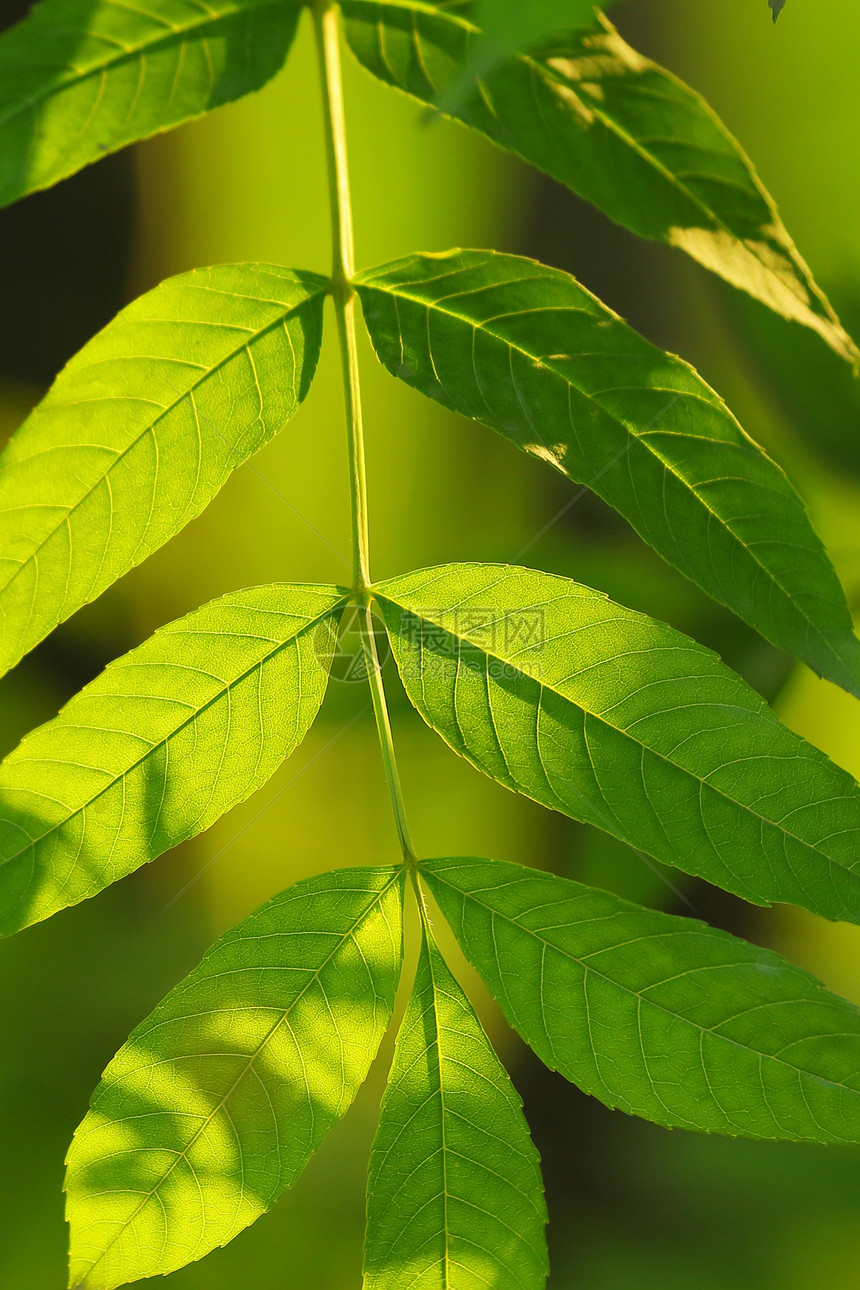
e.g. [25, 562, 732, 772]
[422, 855, 860, 1143]
[357, 249, 860, 695]
[0, 263, 327, 677]
[364, 921, 547, 1290]
[374, 563, 860, 923]
[66, 865, 404, 1289]
[0, 0, 302, 208]
[343, 1, 856, 362]
[0, 582, 345, 937]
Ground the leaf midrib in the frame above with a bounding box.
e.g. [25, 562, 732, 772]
[0, 0, 283, 133]
[71, 870, 401, 1287]
[425, 867, 860, 1123]
[424, 938, 452, 1290]
[0, 285, 326, 605]
[0, 595, 346, 873]
[378, 591, 858, 900]
[375, 936, 539, 1286]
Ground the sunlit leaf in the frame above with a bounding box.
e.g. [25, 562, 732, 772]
[375, 562, 860, 922]
[342, 1, 857, 362]
[0, 583, 345, 937]
[66, 866, 404, 1289]
[423, 855, 860, 1142]
[357, 250, 860, 694]
[0, 263, 327, 677]
[364, 920, 548, 1290]
[0, 0, 302, 208]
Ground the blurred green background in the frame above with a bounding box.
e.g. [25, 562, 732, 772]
[2, 1, 860, 1286]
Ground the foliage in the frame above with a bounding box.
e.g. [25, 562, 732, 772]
[66, 867, 403, 1286]
[0, 0, 857, 1287]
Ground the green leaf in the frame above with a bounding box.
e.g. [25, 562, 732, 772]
[0, 263, 327, 678]
[0, 0, 302, 208]
[342, 2, 857, 362]
[0, 582, 345, 937]
[374, 562, 860, 922]
[357, 249, 860, 695]
[423, 855, 860, 1142]
[476, 0, 598, 51]
[364, 921, 548, 1290]
[66, 865, 404, 1289]
[435, 0, 599, 114]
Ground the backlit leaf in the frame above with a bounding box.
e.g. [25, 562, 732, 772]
[0, 582, 345, 936]
[374, 562, 860, 922]
[342, 1, 857, 361]
[0, 263, 327, 677]
[0, 0, 302, 208]
[423, 855, 860, 1142]
[364, 921, 548, 1289]
[357, 249, 860, 694]
[66, 866, 404, 1289]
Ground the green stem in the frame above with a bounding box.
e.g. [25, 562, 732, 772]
[313, 0, 416, 864]
[313, 0, 369, 591]
[362, 602, 418, 862]
[410, 862, 431, 927]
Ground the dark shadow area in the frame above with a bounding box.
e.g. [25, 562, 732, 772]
[1, 0, 34, 33]
[0, 0, 137, 383]
[0, 150, 136, 385]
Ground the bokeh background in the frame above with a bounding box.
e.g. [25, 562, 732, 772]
[2, 1, 860, 1286]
